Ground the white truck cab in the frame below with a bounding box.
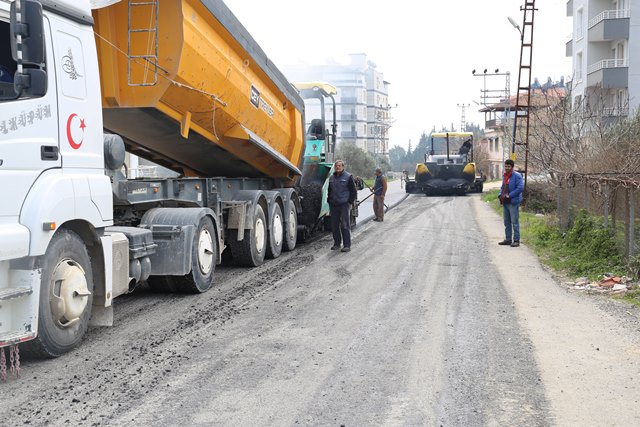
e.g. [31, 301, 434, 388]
[0, 0, 114, 358]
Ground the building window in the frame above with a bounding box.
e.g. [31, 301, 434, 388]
[576, 8, 583, 39]
[574, 94, 582, 111]
[576, 52, 583, 81]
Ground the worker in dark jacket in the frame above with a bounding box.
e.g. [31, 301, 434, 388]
[372, 167, 388, 222]
[327, 160, 357, 252]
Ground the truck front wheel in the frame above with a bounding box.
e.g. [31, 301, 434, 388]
[24, 230, 94, 358]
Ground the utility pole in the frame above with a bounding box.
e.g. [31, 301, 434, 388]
[509, 0, 537, 202]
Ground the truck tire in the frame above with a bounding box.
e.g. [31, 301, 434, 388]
[283, 202, 297, 252]
[266, 203, 283, 259]
[230, 204, 267, 267]
[146, 276, 179, 293]
[148, 216, 217, 293]
[23, 230, 94, 358]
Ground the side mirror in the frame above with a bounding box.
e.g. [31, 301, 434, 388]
[14, 68, 47, 97]
[10, 0, 45, 65]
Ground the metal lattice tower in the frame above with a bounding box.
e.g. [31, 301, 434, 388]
[511, 0, 537, 200]
[457, 103, 470, 132]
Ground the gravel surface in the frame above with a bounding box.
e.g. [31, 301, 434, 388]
[1, 193, 639, 426]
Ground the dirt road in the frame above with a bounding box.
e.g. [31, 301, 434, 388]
[1, 194, 639, 425]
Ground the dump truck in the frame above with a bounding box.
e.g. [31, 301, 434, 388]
[0, 0, 343, 362]
[405, 132, 477, 196]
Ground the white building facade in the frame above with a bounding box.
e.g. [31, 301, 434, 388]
[567, 0, 636, 118]
[283, 53, 391, 155]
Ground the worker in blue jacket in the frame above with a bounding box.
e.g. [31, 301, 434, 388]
[498, 159, 524, 247]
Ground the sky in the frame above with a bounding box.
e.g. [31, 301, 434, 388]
[224, 0, 572, 151]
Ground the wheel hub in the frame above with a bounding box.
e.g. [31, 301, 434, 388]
[198, 228, 214, 275]
[50, 258, 90, 327]
[255, 217, 265, 254]
[288, 208, 296, 238]
[272, 213, 283, 247]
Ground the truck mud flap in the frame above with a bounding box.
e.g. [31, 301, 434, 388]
[144, 224, 194, 276]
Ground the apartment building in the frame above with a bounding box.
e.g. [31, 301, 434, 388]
[282, 53, 392, 156]
[566, 0, 635, 118]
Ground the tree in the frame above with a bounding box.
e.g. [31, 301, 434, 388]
[377, 156, 392, 174]
[411, 132, 431, 164]
[336, 141, 376, 178]
[388, 145, 406, 171]
[524, 84, 630, 181]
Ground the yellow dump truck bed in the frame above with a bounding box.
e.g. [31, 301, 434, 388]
[93, 0, 305, 183]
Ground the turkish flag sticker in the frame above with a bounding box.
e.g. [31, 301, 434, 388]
[66, 113, 86, 149]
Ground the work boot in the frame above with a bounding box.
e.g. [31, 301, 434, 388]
[498, 240, 512, 246]
[331, 245, 341, 250]
[510, 240, 520, 247]
[341, 247, 351, 252]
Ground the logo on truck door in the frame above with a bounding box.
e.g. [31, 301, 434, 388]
[66, 113, 86, 149]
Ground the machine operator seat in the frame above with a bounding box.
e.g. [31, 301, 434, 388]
[307, 119, 325, 140]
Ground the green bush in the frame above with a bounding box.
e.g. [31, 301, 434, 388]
[485, 193, 626, 280]
[523, 182, 556, 214]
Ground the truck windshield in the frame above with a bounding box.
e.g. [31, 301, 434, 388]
[0, 19, 17, 99]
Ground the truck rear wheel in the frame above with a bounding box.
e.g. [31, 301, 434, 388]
[230, 204, 267, 267]
[24, 230, 94, 358]
[266, 203, 283, 259]
[283, 202, 297, 252]
[148, 216, 217, 293]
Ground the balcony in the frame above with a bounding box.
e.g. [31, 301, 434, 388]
[340, 131, 358, 138]
[566, 38, 572, 57]
[566, 0, 572, 17]
[588, 9, 629, 42]
[485, 117, 511, 129]
[340, 97, 358, 104]
[587, 59, 628, 88]
[341, 114, 357, 120]
[602, 106, 629, 117]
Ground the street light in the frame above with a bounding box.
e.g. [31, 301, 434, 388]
[472, 68, 512, 165]
[471, 69, 511, 106]
[508, 16, 523, 38]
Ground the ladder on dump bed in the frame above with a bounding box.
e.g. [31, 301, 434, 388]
[128, 0, 159, 86]
[511, 0, 536, 201]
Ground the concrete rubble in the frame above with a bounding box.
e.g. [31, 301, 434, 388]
[565, 274, 636, 296]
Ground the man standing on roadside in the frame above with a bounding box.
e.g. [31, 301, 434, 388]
[327, 160, 357, 252]
[498, 159, 524, 247]
[372, 167, 388, 222]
